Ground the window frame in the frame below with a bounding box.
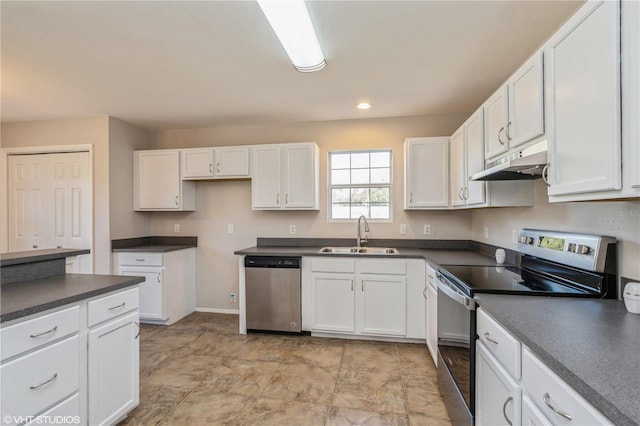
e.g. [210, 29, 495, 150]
[327, 149, 393, 222]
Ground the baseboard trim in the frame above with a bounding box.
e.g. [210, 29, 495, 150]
[195, 307, 239, 315]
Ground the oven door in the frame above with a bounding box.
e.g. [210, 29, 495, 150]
[436, 272, 475, 425]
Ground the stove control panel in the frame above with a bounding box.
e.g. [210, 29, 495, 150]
[518, 229, 615, 273]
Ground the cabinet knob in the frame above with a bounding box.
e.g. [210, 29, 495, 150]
[175, 195, 179, 206]
[33, 245, 39, 249]
[216, 162, 221, 174]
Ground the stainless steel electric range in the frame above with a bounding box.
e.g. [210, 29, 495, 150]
[435, 229, 617, 425]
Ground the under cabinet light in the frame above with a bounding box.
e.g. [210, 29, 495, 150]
[257, 0, 326, 72]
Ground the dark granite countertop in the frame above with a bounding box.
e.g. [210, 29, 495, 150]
[111, 236, 197, 253]
[475, 294, 640, 426]
[1, 248, 91, 267]
[1, 274, 144, 323]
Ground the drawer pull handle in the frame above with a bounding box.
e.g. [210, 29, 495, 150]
[108, 302, 126, 311]
[351, 280, 354, 292]
[135, 321, 140, 339]
[30, 373, 58, 390]
[30, 326, 58, 338]
[484, 332, 499, 345]
[502, 396, 513, 425]
[543, 392, 572, 421]
[423, 287, 427, 298]
[135, 259, 145, 262]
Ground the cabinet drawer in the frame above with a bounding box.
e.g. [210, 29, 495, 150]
[311, 257, 355, 273]
[88, 288, 139, 327]
[1, 305, 80, 361]
[477, 308, 521, 379]
[117, 252, 164, 266]
[522, 347, 612, 425]
[1, 335, 80, 423]
[358, 259, 406, 275]
[25, 393, 80, 425]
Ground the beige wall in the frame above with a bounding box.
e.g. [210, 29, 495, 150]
[150, 114, 473, 311]
[472, 182, 640, 296]
[108, 117, 152, 240]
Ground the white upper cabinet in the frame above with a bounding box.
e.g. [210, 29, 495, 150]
[450, 128, 466, 208]
[214, 146, 250, 178]
[251, 142, 319, 210]
[626, 0, 640, 190]
[484, 52, 544, 161]
[404, 137, 450, 209]
[182, 146, 250, 180]
[182, 148, 214, 179]
[484, 86, 509, 160]
[545, 0, 621, 198]
[508, 51, 545, 148]
[134, 150, 195, 211]
[451, 109, 487, 207]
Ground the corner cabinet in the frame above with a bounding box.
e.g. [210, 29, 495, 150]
[404, 137, 450, 209]
[545, 0, 622, 199]
[251, 142, 319, 210]
[134, 150, 195, 211]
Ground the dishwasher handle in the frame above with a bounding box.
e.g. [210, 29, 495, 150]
[245, 256, 301, 268]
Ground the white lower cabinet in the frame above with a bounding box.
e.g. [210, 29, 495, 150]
[0, 286, 140, 426]
[88, 311, 139, 426]
[304, 257, 423, 340]
[476, 307, 612, 426]
[476, 341, 521, 426]
[425, 265, 438, 366]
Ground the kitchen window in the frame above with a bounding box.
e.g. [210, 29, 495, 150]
[329, 150, 392, 220]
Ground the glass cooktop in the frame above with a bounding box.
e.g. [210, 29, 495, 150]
[438, 264, 590, 297]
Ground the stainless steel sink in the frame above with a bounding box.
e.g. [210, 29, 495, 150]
[318, 247, 398, 255]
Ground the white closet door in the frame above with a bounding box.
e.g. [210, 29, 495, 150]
[8, 152, 93, 273]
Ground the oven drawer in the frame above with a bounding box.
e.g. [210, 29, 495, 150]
[522, 347, 612, 425]
[477, 308, 521, 379]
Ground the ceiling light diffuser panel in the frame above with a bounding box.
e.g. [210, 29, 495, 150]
[257, 0, 326, 72]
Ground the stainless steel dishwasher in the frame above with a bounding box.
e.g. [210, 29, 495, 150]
[244, 256, 301, 333]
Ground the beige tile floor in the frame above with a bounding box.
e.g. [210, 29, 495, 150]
[120, 312, 452, 426]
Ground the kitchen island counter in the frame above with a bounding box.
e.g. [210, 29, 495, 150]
[475, 294, 639, 426]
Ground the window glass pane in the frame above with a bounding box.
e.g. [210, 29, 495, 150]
[331, 188, 350, 203]
[370, 151, 390, 168]
[370, 187, 389, 203]
[332, 204, 350, 219]
[370, 168, 390, 184]
[351, 153, 369, 169]
[331, 170, 350, 185]
[351, 169, 370, 185]
[350, 188, 369, 204]
[351, 205, 369, 219]
[331, 153, 350, 170]
[370, 205, 389, 219]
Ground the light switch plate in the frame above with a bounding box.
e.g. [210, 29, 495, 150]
[228, 224, 235, 234]
[174, 224, 180, 233]
[400, 224, 407, 235]
[290, 225, 297, 235]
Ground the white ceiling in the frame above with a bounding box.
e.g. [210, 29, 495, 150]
[1, 1, 581, 130]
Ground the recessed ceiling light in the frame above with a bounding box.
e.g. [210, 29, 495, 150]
[356, 102, 372, 110]
[257, 0, 326, 73]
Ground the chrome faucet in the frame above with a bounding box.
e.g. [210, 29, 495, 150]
[356, 215, 370, 247]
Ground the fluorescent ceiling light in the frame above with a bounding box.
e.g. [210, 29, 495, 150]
[257, 0, 326, 72]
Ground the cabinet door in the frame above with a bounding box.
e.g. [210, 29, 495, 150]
[623, 0, 640, 189]
[449, 129, 466, 207]
[311, 274, 355, 333]
[426, 279, 438, 366]
[508, 51, 544, 148]
[251, 145, 282, 209]
[546, 0, 621, 196]
[464, 109, 487, 206]
[359, 275, 406, 336]
[484, 86, 509, 160]
[119, 269, 165, 320]
[88, 311, 139, 426]
[137, 151, 182, 209]
[404, 137, 450, 209]
[214, 146, 250, 178]
[476, 342, 521, 426]
[283, 144, 318, 209]
[182, 148, 214, 179]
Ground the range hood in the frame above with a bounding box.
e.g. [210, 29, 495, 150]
[470, 142, 547, 181]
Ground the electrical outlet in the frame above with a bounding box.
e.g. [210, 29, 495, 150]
[229, 293, 236, 305]
[174, 224, 180, 233]
[483, 226, 489, 239]
[289, 225, 297, 235]
[399, 224, 407, 235]
[228, 224, 235, 234]
[424, 224, 432, 235]
[512, 229, 518, 245]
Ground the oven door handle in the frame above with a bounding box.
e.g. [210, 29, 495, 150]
[436, 275, 475, 310]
